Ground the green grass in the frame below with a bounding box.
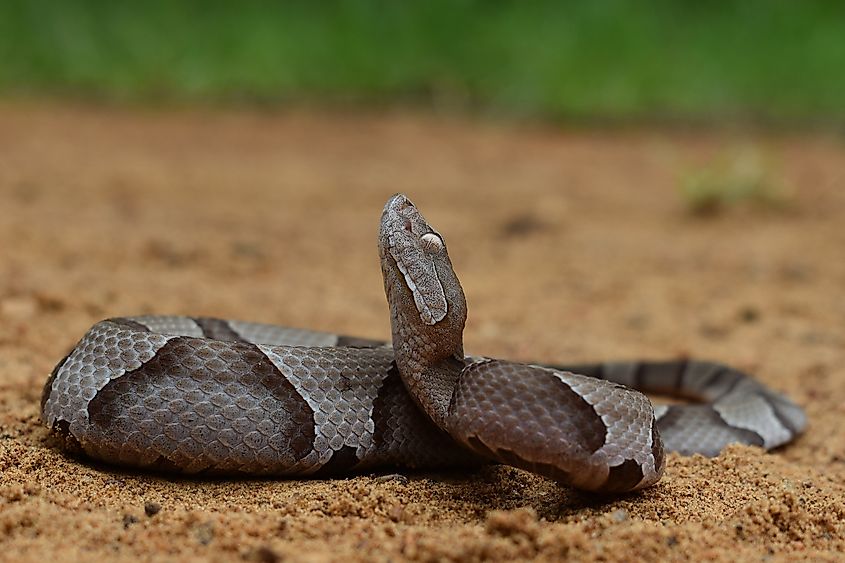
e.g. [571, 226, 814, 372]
[679, 146, 793, 216]
[2, 0, 845, 122]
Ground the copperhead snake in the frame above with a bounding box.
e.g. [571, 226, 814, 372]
[41, 194, 806, 493]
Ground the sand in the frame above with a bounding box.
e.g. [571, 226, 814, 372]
[1, 104, 843, 562]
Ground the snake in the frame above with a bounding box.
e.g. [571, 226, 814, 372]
[40, 194, 806, 493]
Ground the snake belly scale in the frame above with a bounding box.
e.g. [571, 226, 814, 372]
[41, 194, 806, 493]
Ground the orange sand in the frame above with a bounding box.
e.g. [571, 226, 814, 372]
[1, 104, 843, 562]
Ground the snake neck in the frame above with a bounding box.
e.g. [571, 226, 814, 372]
[388, 292, 467, 430]
[378, 193, 469, 431]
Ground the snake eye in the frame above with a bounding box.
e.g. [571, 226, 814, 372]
[420, 232, 444, 253]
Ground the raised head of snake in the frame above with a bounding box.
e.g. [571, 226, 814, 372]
[379, 194, 666, 492]
[379, 193, 468, 430]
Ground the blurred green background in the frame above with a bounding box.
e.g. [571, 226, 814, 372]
[2, 0, 844, 124]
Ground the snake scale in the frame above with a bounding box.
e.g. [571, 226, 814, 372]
[41, 194, 806, 493]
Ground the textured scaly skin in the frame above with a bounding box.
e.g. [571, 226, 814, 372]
[41, 194, 806, 493]
[378, 195, 664, 491]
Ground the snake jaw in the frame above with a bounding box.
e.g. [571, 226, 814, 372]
[390, 247, 446, 325]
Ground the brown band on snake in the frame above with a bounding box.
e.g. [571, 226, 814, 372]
[604, 459, 645, 493]
[85, 337, 317, 472]
[448, 360, 609, 458]
[768, 398, 802, 436]
[106, 317, 151, 332]
[335, 335, 387, 348]
[370, 363, 403, 457]
[650, 423, 664, 472]
[630, 362, 645, 390]
[468, 437, 575, 484]
[192, 317, 248, 342]
[695, 365, 738, 400]
[639, 360, 688, 393]
[313, 445, 360, 475]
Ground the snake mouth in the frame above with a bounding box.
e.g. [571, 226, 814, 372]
[385, 193, 414, 211]
[379, 193, 421, 255]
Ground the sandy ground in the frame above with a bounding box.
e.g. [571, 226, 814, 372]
[1, 104, 844, 562]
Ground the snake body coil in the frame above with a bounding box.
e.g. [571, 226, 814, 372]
[41, 195, 806, 493]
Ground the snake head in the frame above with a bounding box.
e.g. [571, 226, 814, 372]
[379, 194, 456, 326]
